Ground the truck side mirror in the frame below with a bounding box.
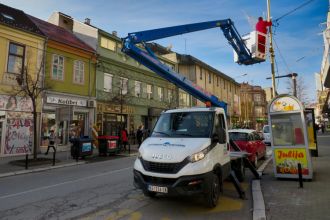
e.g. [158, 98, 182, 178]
[218, 128, 226, 144]
[212, 134, 219, 143]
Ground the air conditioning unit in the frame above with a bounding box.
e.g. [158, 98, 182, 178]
[88, 100, 96, 108]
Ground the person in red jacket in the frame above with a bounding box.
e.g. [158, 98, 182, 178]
[255, 17, 272, 53]
[120, 127, 129, 151]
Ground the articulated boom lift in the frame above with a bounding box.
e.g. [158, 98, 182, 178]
[122, 19, 264, 114]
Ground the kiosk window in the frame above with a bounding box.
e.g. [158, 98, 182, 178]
[270, 113, 305, 146]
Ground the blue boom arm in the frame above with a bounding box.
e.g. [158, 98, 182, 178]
[122, 19, 258, 114]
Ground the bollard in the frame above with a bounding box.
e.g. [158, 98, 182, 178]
[298, 163, 303, 188]
[52, 150, 56, 166]
[25, 154, 28, 170]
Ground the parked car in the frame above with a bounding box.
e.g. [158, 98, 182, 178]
[262, 125, 271, 146]
[229, 129, 266, 167]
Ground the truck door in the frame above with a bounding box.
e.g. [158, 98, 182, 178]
[214, 112, 230, 165]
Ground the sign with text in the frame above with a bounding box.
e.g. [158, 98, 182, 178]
[46, 95, 87, 107]
[269, 96, 301, 113]
[274, 148, 309, 176]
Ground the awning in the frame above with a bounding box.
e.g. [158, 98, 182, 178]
[322, 91, 330, 114]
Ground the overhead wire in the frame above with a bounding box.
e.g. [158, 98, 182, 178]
[274, 0, 316, 23]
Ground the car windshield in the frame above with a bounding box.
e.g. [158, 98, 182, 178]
[229, 132, 248, 141]
[151, 111, 214, 138]
[263, 125, 270, 133]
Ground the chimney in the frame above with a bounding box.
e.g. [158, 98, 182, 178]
[112, 31, 117, 36]
[84, 18, 91, 25]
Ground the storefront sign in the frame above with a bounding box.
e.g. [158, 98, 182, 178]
[99, 103, 134, 114]
[274, 148, 309, 175]
[0, 95, 33, 112]
[46, 96, 87, 107]
[4, 118, 33, 155]
[269, 96, 301, 113]
[82, 142, 92, 152]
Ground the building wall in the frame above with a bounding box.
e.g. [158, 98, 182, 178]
[0, 23, 45, 156]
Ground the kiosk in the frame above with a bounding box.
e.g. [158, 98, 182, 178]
[268, 95, 313, 179]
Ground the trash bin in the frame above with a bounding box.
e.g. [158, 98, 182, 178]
[70, 137, 93, 159]
[98, 136, 119, 156]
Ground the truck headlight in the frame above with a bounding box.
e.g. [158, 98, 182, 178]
[137, 151, 142, 159]
[189, 146, 211, 163]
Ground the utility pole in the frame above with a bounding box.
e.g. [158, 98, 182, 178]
[267, 0, 277, 98]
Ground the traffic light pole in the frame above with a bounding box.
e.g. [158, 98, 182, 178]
[266, 73, 298, 98]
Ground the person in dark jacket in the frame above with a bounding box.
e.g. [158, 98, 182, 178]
[136, 125, 144, 148]
[45, 130, 56, 155]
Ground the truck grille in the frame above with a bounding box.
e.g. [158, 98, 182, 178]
[140, 158, 189, 174]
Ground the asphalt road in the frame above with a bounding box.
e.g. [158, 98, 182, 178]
[0, 155, 256, 220]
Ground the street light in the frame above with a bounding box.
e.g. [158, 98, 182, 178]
[266, 73, 298, 97]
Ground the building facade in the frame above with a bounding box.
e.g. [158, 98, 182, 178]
[240, 83, 267, 131]
[0, 4, 45, 156]
[30, 15, 97, 148]
[48, 12, 178, 138]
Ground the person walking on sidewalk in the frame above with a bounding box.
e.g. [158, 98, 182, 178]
[120, 127, 129, 151]
[45, 130, 56, 155]
[136, 124, 144, 148]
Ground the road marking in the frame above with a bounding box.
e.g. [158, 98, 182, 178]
[0, 167, 132, 200]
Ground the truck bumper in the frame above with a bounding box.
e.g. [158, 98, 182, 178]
[133, 169, 214, 196]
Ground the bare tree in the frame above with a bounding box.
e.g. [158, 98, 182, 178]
[286, 77, 309, 104]
[14, 50, 48, 159]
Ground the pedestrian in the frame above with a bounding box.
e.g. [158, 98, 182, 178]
[321, 123, 325, 134]
[120, 127, 129, 151]
[255, 17, 272, 54]
[136, 124, 144, 148]
[45, 130, 56, 155]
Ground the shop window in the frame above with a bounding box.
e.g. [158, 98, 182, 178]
[51, 54, 64, 80]
[73, 60, 84, 84]
[41, 113, 56, 146]
[104, 73, 113, 92]
[7, 42, 25, 74]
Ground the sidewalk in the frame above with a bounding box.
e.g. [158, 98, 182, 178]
[260, 133, 330, 220]
[0, 143, 139, 178]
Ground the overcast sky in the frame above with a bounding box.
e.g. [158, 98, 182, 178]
[1, 0, 327, 102]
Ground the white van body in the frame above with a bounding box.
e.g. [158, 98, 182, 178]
[133, 107, 232, 207]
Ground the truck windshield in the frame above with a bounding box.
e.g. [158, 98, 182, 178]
[151, 111, 214, 138]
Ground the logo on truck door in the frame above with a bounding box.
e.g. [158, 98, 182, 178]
[152, 153, 172, 160]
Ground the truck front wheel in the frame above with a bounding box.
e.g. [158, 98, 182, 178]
[204, 174, 220, 208]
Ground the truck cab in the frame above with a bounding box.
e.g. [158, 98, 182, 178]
[133, 107, 231, 207]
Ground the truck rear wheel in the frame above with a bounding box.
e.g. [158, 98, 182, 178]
[204, 174, 220, 208]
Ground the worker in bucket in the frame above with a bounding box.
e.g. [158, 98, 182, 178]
[255, 17, 272, 54]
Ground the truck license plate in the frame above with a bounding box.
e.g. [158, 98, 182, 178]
[148, 185, 168, 193]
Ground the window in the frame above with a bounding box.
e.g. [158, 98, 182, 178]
[104, 73, 113, 92]
[179, 92, 190, 106]
[73, 60, 84, 84]
[1, 13, 14, 21]
[147, 84, 153, 99]
[167, 89, 173, 103]
[223, 80, 226, 90]
[208, 73, 212, 84]
[254, 94, 261, 102]
[120, 77, 128, 95]
[7, 42, 25, 74]
[51, 54, 64, 80]
[100, 37, 116, 51]
[157, 87, 164, 101]
[229, 84, 231, 92]
[255, 106, 263, 117]
[200, 69, 203, 80]
[135, 81, 141, 97]
[217, 77, 219, 87]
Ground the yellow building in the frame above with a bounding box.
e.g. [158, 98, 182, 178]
[0, 3, 45, 156]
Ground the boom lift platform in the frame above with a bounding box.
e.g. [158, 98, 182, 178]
[122, 19, 262, 199]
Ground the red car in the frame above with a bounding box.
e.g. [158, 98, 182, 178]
[229, 129, 266, 167]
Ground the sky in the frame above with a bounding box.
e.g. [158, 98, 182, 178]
[1, 0, 327, 102]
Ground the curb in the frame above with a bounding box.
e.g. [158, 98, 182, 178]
[252, 157, 272, 220]
[0, 161, 86, 178]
